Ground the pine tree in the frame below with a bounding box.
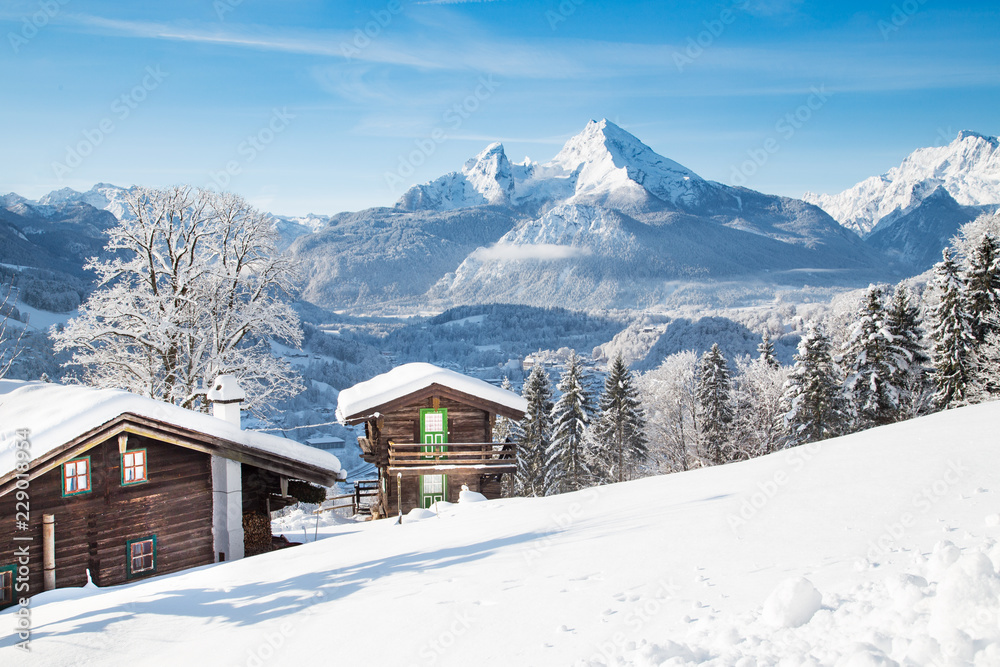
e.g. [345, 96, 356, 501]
[965, 234, 1000, 345]
[545, 351, 594, 495]
[758, 332, 779, 369]
[494, 376, 521, 498]
[841, 286, 900, 429]
[965, 234, 1000, 398]
[696, 343, 733, 464]
[591, 353, 647, 483]
[493, 376, 519, 442]
[515, 364, 553, 497]
[781, 322, 845, 446]
[929, 249, 976, 408]
[885, 285, 931, 417]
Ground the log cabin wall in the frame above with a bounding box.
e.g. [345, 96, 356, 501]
[0, 433, 214, 602]
[374, 395, 494, 516]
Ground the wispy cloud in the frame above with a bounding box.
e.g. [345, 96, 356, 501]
[471, 243, 591, 262]
[37, 12, 1000, 96]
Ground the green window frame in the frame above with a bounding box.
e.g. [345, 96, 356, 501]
[121, 449, 148, 486]
[126, 535, 157, 579]
[61, 456, 92, 497]
[0, 564, 15, 610]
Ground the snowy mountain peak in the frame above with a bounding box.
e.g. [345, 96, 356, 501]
[397, 141, 514, 211]
[549, 119, 707, 207]
[956, 129, 998, 145]
[397, 120, 725, 214]
[461, 141, 514, 206]
[804, 130, 1000, 236]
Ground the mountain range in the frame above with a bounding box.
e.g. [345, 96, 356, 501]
[804, 130, 1000, 269]
[3, 122, 998, 313]
[291, 120, 890, 311]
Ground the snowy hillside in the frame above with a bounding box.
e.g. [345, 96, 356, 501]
[6, 401, 1000, 666]
[804, 131, 1000, 236]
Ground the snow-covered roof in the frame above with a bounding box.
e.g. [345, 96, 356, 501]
[0, 379, 343, 480]
[336, 362, 527, 422]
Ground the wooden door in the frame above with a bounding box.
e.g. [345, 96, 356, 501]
[419, 409, 448, 508]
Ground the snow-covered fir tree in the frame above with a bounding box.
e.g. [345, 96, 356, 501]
[885, 285, 932, 418]
[545, 351, 593, 494]
[965, 234, 1000, 343]
[781, 321, 845, 446]
[965, 234, 1000, 395]
[515, 364, 553, 497]
[841, 285, 902, 429]
[758, 331, 779, 369]
[494, 376, 522, 498]
[730, 354, 789, 459]
[591, 353, 647, 483]
[696, 343, 733, 465]
[493, 376, 520, 443]
[929, 249, 977, 408]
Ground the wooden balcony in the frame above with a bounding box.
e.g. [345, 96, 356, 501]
[387, 442, 516, 475]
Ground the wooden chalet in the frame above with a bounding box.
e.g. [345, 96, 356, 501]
[336, 363, 526, 517]
[0, 376, 343, 608]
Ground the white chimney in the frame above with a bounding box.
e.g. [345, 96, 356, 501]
[207, 374, 245, 429]
[207, 374, 246, 562]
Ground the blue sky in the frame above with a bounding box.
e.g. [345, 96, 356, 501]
[1, 0, 998, 216]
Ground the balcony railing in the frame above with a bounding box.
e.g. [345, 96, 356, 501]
[387, 442, 516, 474]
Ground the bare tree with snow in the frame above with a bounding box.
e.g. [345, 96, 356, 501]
[639, 350, 699, 472]
[0, 283, 26, 379]
[730, 354, 789, 459]
[51, 186, 303, 416]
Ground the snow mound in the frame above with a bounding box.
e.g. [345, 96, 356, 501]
[459, 487, 487, 503]
[761, 577, 822, 628]
[404, 507, 436, 522]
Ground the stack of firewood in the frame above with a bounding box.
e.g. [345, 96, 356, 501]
[242, 511, 272, 556]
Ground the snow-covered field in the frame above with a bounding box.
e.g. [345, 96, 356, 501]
[4, 402, 1000, 666]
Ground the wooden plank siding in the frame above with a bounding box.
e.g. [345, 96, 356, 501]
[0, 433, 213, 600]
[365, 394, 511, 516]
